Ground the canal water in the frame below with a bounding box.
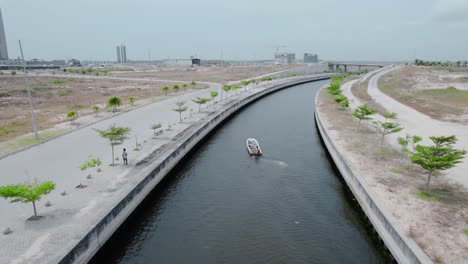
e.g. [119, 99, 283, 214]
[91, 80, 390, 263]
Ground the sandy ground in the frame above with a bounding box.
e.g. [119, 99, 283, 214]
[108, 64, 304, 82]
[0, 75, 200, 142]
[377, 65, 468, 122]
[318, 86, 468, 264]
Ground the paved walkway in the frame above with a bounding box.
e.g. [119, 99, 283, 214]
[343, 67, 468, 188]
[0, 74, 318, 263]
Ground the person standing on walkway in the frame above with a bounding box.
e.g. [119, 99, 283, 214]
[122, 148, 128, 166]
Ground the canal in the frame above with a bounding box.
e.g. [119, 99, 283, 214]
[90, 80, 390, 263]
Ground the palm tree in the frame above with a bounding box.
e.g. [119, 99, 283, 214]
[162, 86, 169, 96]
[192, 97, 210, 112]
[173, 101, 188, 122]
[107, 96, 122, 113]
[173, 85, 180, 93]
[128, 96, 136, 107]
[67, 110, 77, 125]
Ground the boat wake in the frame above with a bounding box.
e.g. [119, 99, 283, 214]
[261, 158, 288, 167]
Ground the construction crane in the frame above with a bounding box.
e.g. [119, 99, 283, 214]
[274, 45, 287, 57]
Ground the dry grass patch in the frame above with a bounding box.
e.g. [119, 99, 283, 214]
[378, 66, 468, 123]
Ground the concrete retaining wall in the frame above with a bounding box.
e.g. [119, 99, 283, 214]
[314, 89, 432, 264]
[58, 75, 332, 264]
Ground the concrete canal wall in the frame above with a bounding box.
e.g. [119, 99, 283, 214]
[314, 88, 432, 264]
[58, 75, 331, 264]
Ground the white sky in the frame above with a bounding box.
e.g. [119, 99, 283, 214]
[1, 0, 467, 61]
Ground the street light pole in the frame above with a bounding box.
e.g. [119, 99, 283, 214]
[148, 48, 154, 102]
[19, 40, 39, 141]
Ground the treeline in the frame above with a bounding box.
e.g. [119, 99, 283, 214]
[414, 59, 468, 67]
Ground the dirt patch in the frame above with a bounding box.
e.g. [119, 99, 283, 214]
[109, 64, 303, 82]
[318, 89, 468, 263]
[378, 66, 468, 123]
[0, 76, 195, 142]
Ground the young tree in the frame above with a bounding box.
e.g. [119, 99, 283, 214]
[411, 136, 466, 195]
[78, 158, 102, 188]
[128, 96, 136, 107]
[333, 94, 347, 104]
[162, 86, 169, 96]
[92, 105, 100, 117]
[352, 104, 377, 130]
[192, 97, 210, 112]
[173, 85, 180, 93]
[182, 84, 188, 90]
[173, 101, 188, 122]
[0, 180, 55, 219]
[210, 91, 219, 104]
[372, 120, 404, 148]
[94, 124, 130, 166]
[397, 134, 422, 162]
[67, 110, 77, 125]
[223, 85, 231, 99]
[107, 96, 122, 113]
[340, 99, 349, 108]
[191, 80, 197, 86]
[151, 123, 162, 135]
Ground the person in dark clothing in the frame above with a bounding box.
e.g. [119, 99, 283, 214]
[122, 148, 128, 165]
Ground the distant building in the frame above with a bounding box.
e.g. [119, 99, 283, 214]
[116, 44, 127, 63]
[274, 53, 295, 64]
[0, 8, 8, 60]
[304, 53, 318, 63]
[161, 59, 192, 66]
[121, 45, 127, 63]
[116, 46, 122, 63]
[192, 58, 201, 66]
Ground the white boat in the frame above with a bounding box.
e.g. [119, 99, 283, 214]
[246, 138, 262, 156]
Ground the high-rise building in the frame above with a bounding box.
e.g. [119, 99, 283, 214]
[116, 44, 127, 63]
[304, 53, 318, 63]
[0, 9, 9, 60]
[116, 46, 122, 63]
[121, 45, 127, 63]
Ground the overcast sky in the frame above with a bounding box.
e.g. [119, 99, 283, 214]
[1, 0, 468, 61]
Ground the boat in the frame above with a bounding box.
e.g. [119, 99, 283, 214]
[246, 138, 262, 156]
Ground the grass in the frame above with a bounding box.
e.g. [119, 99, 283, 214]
[416, 86, 468, 107]
[17, 131, 62, 147]
[390, 168, 403, 174]
[0, 122, 17, 137]
[0, 91, 10, 97]
[416, 189, 441, 201]
[50, 78, 67, 84]
[57, 89, 72, 96]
